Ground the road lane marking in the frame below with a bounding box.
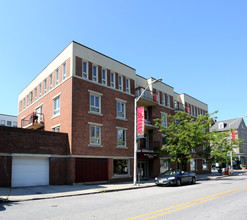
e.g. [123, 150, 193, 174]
[125, 185, 247, 220]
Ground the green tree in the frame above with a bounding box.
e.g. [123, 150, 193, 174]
[154, 111, 213, 170]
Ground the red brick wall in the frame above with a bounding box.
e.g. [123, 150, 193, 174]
[0, 156, 12, 187]
[71, 77, 134, 157]
[0, 126, 69, 155]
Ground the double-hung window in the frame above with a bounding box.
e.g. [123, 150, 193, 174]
[82, 61, 88, 79]
[44, 80, 47, 94]
[7, 121, 12, 127]
[63, 63, 66, 80]
[161, 93, 165, 105]
[23, 98, 26, 109]
[161, 112, 167, 128]
[1, 120, 5, 126]
[118, 75, 123, 91]
[126, 78, 130, 93]
[53, 95, 60, 116]
[92, 65, 98, 82]
[34, 88, 37, 101]
[166, 95, 170, 107]
[102, 69, 107, 85]
[55, 69, 59, 85]
[117, 128, 127, 147]
[89, 124, 101, 145]
[116, 99, 126, 119]
[110, 72, 115, 88]
[49, 74, 53, 90]
[89, 90, 102, 114]
[39, 84, 41, 97]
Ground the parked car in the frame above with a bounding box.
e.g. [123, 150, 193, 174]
[155, 170, 196, 186]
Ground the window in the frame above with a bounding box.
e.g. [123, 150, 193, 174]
[218, 122, 224, 129]
[113, 159, 129, 175]
[1, 120, 5, 126]
[53, 96, 60, 116]
[55, 69, 59, 85]
[23, 98, 26, 109]
[39, 84, 41, 97]
[92, 65, 98, 82]
[19, 101, 22, 112]
[190, 159, 196, 171]
[202, 160, 208, 170]
[102, 69, 107, 85]
[29, 92, 33, 104]
[126, 78, 130, 93]
[90, 94, 101, 113]
[190, 105, 193, 116]
[82, 61, 88, 78]
[13, 122, 17, 127]
[116, 100, 126, 119]
[161, 112, 167, 128]
[44, 79, 47, 94]
[110, 72, 115, 88]
[63, 63, 66, 80]
[118, 75, 123, 91]
[161, 93, 165, 105]
[34, 88, 37, 101]
[117, 129, 126, 147]
[53, 126, 60, 132]
[26, 95, 29, 106]
[49, 74, 53, 89]
[166, 95, 170, 107]
[90, 124, 101, 145]
[7, 121, 12, 127]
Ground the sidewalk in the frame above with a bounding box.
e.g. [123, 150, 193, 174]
[1, 170, 246, 203]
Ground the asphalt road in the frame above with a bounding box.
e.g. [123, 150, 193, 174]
[1, 174, 247, 220]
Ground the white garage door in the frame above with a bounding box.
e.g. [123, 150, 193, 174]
[12, 157, 49, 187]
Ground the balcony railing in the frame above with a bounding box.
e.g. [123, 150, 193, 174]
[135, 87, 159, 104]
[21, 112, 44, 130]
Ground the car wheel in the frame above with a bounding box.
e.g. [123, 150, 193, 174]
[191, 177, 196, 184]
[176, 178, 181, 186]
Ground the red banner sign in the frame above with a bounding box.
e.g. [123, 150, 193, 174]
[137, 107, 145, 138]
[232, 130, 238, 140]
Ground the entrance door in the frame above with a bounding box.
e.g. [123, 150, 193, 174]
[138, 160, 149, 179]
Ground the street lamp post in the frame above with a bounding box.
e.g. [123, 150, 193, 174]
[133, 78, 162, 185]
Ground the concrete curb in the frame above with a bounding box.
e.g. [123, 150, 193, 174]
[1, 172, 244, 203]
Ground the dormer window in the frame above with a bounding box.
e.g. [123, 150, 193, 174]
[218, 122, 224, 129]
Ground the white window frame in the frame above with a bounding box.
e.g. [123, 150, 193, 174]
[126, 78, 130, 93]
[161, 112, 167, 128]
[110, 72, 115, 88]
[23, 98, 26, 109]
[82, 61, 88, 79]
[89, 90, 102, 115]
[202, 159, 208, 170]
[166, 94, 170, 107]
[52, 124, 60, 132]
[49, 74, 53, 90]
[7, 121, 12, 127]
[102, 68, 107, 85]
[1, 120, 5, 126]
[190, 159, 196, 171]
[161, 93, 165, 106]
[88, 122, 103, 147]
[92, 65, 98, 82]
[116, 127, 128, 148]
[26, 95, 29, 106]
[55, 68, 59, 85]
[13, 121, 17, 127]
[53, 94, 60, 117]
[118, 75, 123, 91]
[116, 99, 126, 119]
[218, 122, 224, 129]
[34, 88, 37, 101]
[39, 84, 41, 97]
[44, 79, 47, 94]
[63, 62, 66, 80]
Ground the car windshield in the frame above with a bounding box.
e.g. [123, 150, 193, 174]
[160, 170, 180, 176]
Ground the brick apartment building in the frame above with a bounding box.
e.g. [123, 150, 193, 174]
[16, 41, 209, 186]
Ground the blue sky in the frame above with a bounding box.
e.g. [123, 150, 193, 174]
[1, 0, 247, 123]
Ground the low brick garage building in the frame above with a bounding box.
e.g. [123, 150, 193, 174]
[0, 126, 70, 187]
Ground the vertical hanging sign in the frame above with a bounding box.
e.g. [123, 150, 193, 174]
[137, 106, 145, 138]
